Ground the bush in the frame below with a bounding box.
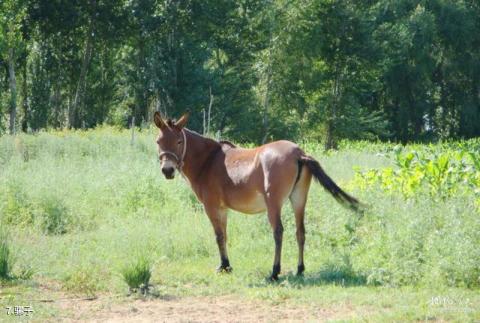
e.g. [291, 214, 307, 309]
[36, 195, 71, 235]
[63, 267, 101, 298]
[121, 256, 152, 294]
[0, 183, 34, 227]
[0, 182, 73, 235]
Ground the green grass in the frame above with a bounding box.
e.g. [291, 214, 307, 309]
[0, 230, 12, 280]
[0, 127, 479, 321]
[62, 265, 101, 298]
[121, 256, 152, 294]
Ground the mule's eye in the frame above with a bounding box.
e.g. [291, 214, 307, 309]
[177, 140, 183, 145]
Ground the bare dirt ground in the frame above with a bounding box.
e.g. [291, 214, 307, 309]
[51, 294, 356, 322]
[11, 280, 365, 322]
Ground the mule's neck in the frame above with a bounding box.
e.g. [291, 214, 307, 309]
[181, 129, 221, 183]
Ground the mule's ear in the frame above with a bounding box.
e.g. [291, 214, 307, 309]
[153, 111, 166, 129]
[175, 111, 190, 129]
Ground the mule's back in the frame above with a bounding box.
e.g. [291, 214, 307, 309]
[209, 140, 303, 214]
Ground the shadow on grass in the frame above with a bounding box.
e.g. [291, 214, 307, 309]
[283, 265, 367, 287]
[252, 264, 368, 288]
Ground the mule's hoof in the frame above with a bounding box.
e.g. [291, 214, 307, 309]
[269, 274, 279, 281]
[270, 264, 280, 281]
[297, 264, 305, 276]
[216, 266, 233, 273]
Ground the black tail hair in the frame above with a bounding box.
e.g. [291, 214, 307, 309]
[300, 155, 363, 213]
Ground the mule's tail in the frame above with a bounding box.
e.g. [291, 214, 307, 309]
[300, 155, 363, 213]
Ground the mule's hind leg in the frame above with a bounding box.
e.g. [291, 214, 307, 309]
[205, 206, 231, 272]
[289, 165, 312, 276]
[263, 155, 299, 280]
[266, 204, 283, 281]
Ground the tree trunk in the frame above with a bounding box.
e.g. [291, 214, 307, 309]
[8, 47, 17, 135]
[325, 120, 335, 151]
[207, 86, 214, 134]
[262, 68, 272, 144]
[262, 37, 274, 144]
[69, 0, 96, 128]
[325, 65, 341, 151]
[134, 35, 147, 126]
[21, 58, 28, 132]
[51, 83, 62, 128]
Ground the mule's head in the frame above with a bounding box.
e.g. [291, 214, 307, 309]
[154, 111, 189, 180]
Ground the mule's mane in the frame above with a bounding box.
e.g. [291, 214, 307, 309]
[219, 140, 237, 149]
[184, 129, 237, 149]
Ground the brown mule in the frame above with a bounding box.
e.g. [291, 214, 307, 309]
[154, 112, 362, 280]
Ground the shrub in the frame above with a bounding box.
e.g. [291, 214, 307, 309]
[35, 195, 71, 235]
[121, 257, 152, 295]
[0, 183, 34, 226]
[63, 267, 101, 298]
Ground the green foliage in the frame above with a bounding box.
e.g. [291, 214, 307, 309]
[2, 0, 480, 144]
[0, 230, 13, 280]
[0, 230, 34, 281]
[0, 181, 76, 235]
[121, 256, 152, 294]
[0, 129, 479, 294]
[0, 182, 34, 226]
[351, 139, 480, 203]
[35, 195, 71, 235]
[347, 140, 480, 288]
[63, 266, 101, 298]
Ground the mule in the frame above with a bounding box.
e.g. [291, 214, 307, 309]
[154, 111, 362, 280]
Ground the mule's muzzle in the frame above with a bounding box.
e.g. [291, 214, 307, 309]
[162, 166, 175, 179]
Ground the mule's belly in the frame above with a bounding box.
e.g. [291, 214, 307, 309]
[225, 190, 266, 214]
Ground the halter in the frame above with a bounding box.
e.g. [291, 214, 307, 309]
[158, 129, 187, 172]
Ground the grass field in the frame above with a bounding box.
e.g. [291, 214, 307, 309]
[0, 127, 479, 322]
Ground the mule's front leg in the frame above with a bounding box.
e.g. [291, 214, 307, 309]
[205, 206, 232, 273]
[267, 206, 283, 281]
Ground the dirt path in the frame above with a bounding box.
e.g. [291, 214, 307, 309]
[53, 294, 353, 322]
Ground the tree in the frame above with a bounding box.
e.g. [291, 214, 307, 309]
[1, 0, 479, 143]
[265, 0, 388, 149]
[0, 0, 27, 134]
